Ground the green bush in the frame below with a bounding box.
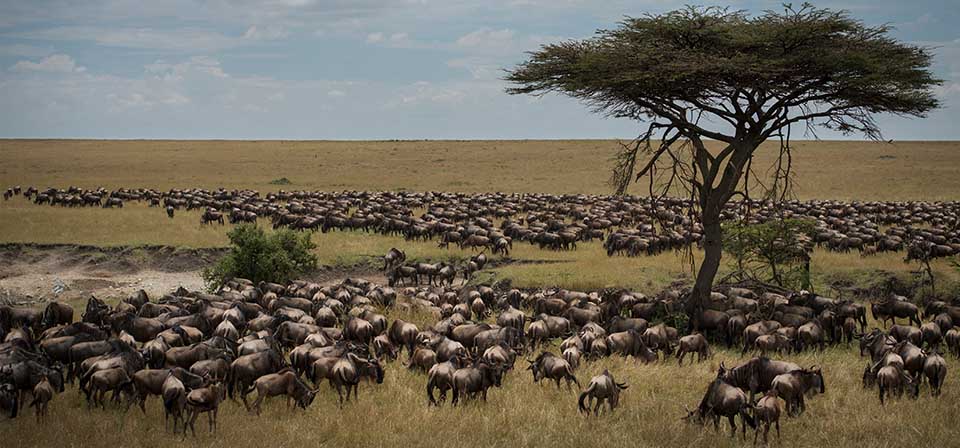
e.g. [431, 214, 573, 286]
[202, 224, 318, 291]
[722, 218, 815, 290]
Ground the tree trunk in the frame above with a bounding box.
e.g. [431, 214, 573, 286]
[690, 205, 722, 314]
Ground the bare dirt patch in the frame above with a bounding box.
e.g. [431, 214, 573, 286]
[0, 243, 224, 304]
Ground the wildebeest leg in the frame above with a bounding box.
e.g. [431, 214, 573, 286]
[775, 419, 780, 440]
[250, 390, 265, 416]
[593, 399, 601, 416]
[878, 385, 885, 405]
[728, 415, 737, 438]
[187, 409, 197, 437]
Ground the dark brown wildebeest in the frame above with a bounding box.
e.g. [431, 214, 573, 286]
[200, 209, 224, 225]
[684, 377, 756, 438]
[383, 247, 407, 271]
[162, 372, 187, 432]
[578, 369, 627, 415]
[718, 358, 802, 403]
[450, 361, 503, 405]
[945, 327, 960, 358]
[871, 298, 921, 327]
[527, 352, 579, 390]
[245, 368, 317, 415]
[753, 390, 783, 445]
[770, 368, 825, 416]
[426, 358, 462, 406]
[742, 321, 782, 355]
[877, 364, 919, 405]
[28, 375, 55, 423]
[923, 352, 947, 396]
[888, 324, 922, 345]
[676, 333, 709, 365]
[129, 367, 204, 413]
[87, 367, 134, 409]
[920, 322, 943, 349]
[185, 382, 226, 436]
[231, 349, 286, 402]
[406, 346, 437, 372]
[387, 265, 419, 287]
[42, 301, 74, 328]
[330, 353, 384, 407]
[607, 329, 657, 363]
[388, 319, 420, 356]
[166, 205, 175, 218]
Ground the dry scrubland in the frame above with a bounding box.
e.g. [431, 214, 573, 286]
[2, 140, 960, 447]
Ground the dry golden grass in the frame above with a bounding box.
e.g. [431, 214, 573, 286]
[1, 139, 959, 199]
[2, 341, 957, 448]
[2, 139, 960, 446]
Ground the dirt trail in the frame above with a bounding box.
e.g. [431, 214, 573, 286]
[0, 243, 393, 305]
[0, 244, 224, 304]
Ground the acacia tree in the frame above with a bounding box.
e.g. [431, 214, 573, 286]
[506, 4, 939, 311]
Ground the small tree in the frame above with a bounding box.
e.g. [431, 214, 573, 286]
[722, 219, 814, 290]
[506, 4, 940, 311]
[202, 224, 318, 291]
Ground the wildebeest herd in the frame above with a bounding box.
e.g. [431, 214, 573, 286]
[5, 185, 960, 261]
[1, 252, 955, 443]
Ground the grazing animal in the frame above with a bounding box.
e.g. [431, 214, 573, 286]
[676, 333, 710, 365]
[29, 375, 55, 422]
[451, 362, 503, 405]
[245, 369, 317, 416]
[877, 364, 919, 405]
[185, 382, 226, 436]
[769, 368, 825, 416]
[923, 352, 947, 396]
[162, 373, 187, 432]
[578, 369, 627, 415]
[426, 359, 460, 406]
[753, 390, 782, 445]
[684, 377, 756, 439]
[528, 352, 579, 390]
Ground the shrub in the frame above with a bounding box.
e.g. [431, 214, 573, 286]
[202, 224, 317, 291]
[722, 218, 816, 290]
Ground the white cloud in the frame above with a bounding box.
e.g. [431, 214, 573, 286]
[146, 56, 228, 81]
[327, 89, 346, 97]
[12, 26, 240, 52]
[456, 28, 515, 49]
[10, 54, 85, 73]
[0, 44, 54, 58]
[244, 25, 290, 41]
[366, 32, 384, 43]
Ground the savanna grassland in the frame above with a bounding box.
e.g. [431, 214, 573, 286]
[1, 139, 960, 292]
[2, 139, 960, 447]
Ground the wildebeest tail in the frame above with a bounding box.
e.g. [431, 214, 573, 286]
[426, 374, 437, 406]
[577, 383, 596, 413]
[565, 365, 580, 388]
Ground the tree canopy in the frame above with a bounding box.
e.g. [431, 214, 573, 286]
[506, 4, 940, 310]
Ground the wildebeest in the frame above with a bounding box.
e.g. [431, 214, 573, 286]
[578, 369, 627, 415]
[753, 390, 782, 444]
[28, 375, 56, 422]
[769, 367, 825, 416]
[676, 333, 709, 365]
[330, 353, 383, 406]
[450, 361, 503, 405]
[877, 364, 919, 405]
[426, 359, 461, 406]
[245, 368, 317, 415]
[527, 352, 579, 389]
[923, 352, 947, 396]
[185, 382, 226, 435]
[684, 377, 756, 438]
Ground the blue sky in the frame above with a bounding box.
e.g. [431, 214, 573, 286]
[0, 0, 957, 140]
